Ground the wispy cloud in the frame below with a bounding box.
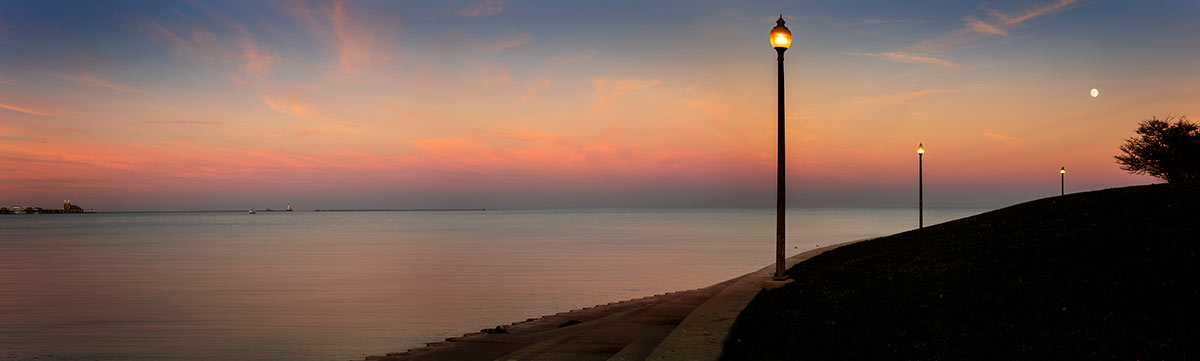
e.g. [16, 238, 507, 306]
[326, 1, 373, 75]
[455, 0, 504, 18]
[488, 31, 532, 53]
[850, 52, 957, 67]
[146, 119, 225, 126]
[988, 0, 1081, 27]
[911, 0, 1082, 52]
[851, 18, 913, 26]
[262, 85, 332, 120]
[149, 20, 223, 63]
[238, 38, 275, 80]
[278, 0, 379, 76]
[984, 132, 1025, 143]
[481, 66, 511, 85]
[843, 88, 949, 117]
[0, 102, 51, 117]
[288, 123, 357, 139]
[547, 50, 598, 65]
[687, 99, 730, 119]
[60, 70, 140, 93]
[378, 100, 403, 111]
[147, 17, 276, 82]
[963, 16, 1006, 35]
[592, 77, 661, 108]
[895, 88, 947, 101]
[517, 78, 552, 103]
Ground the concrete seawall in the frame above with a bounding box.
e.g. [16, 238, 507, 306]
[367, 239, 866, 361]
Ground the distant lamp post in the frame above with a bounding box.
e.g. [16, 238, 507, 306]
[917, 144, 925, 229]
[1060, 167, 1066, 196]
[771, 16, 791, 282]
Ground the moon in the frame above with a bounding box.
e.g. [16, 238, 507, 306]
[1090, 88, 1099, 97]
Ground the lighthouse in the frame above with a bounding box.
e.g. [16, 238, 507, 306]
[286, 203, 292, 212]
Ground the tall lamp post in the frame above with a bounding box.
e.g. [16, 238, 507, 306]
[1060, 167, 1066, 196]
[770, 16, 791, 281]
[917, 143, 924, 229]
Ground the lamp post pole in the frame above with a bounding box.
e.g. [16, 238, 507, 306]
[918, 144, 924, 229]
[1060, 167, 1066, 196]
[770, 16, 791, 281]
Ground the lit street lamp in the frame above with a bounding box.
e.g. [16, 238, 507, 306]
[770, 16, 791, 281]
[918, 143, 924, 229]
[1060, 166, 1066, 196]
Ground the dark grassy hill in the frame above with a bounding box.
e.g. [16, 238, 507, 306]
[723, 183, 1198, 360]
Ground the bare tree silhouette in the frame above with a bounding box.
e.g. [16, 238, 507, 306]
[1115, 115, 1200, 183]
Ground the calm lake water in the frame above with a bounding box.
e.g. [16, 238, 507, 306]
[0, 208, 984, 360]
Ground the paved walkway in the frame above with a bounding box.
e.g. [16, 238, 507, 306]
[370, 241, 859, 361]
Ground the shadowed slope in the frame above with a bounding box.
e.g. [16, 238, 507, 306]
[724, 183, 1198, 360]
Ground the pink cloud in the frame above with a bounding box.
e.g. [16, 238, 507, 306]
[546, 50, 598, 65]
[402, 130, 772, 187]
[963, 16, 1006, 35]
[852, 18, 914, 26]
[488, 32, 532, 53]
[288, 123, 357, 139]
[989, 0, 1080, 27]
[377, 100, 403, 111]
[687, 99, 730, 119]
[481, 66, 511, 85]
[263, 97, 327, 120]
[146, 18, 276, 82]
[491, 130, 565, 144]
[327, 1, 374, 75]
[592, 77, 661, 108]
[0, 102, 52, 117]
[853, 52, 957, 67]
[843, 88, 950, 117]
[516, 78, 551, 103]
[910, 0, 1082, 52]
[278, 0, 379, 76]
[984, 132, 1025, 143]
[262, 85, 333, 120]
[909, 28, 986, 53]
[60, 70, 140, 93]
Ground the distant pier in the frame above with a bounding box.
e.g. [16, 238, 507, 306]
[3, 200, 96, 214]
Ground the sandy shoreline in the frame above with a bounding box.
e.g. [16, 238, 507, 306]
[364, 239, 864, 361]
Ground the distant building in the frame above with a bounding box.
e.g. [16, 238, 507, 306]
[3, 202, 91, 213]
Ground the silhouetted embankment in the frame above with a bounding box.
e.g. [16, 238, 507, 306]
[724, 183, 1198, 360]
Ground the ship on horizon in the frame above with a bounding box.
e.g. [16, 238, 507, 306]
[253, 203, 293, 213]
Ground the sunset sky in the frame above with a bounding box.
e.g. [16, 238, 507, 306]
[1, 0, 1196, 211]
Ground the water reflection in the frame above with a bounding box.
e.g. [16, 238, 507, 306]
[0, 208, 983, 360]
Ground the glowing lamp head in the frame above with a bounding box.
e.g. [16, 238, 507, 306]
[770, 16, 792, 50]
[917, 144, 925, 155]
[1060, 167, 1066, 174]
